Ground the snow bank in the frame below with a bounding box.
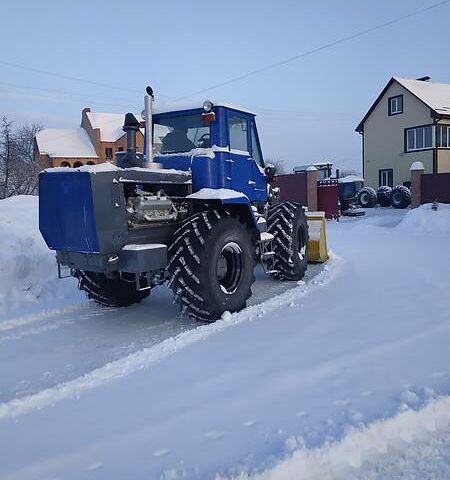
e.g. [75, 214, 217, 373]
[398, 203, 450, 234]
[0, 196, 80, 315]
[231, 396, 450, 480]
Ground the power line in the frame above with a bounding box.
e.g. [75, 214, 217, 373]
[0, 81, 134, 106]
[0, 59, 173, 99]
[0, 59, 144, 94]
[174, 0, 450, 101]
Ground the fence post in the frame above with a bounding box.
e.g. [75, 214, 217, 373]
[306, 166, 318, 211]
[410, 162, 424, 208]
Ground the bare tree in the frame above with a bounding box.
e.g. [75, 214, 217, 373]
[0, 117, 16, 199]
[266, 158, 286, 174]
[0, 118, 43, 199]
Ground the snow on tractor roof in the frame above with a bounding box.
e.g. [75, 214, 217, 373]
[153, 101, 256, 116]
[338, 174, 364, 183]
[35, 128, 98, 158]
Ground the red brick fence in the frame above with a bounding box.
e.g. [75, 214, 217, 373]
[410, 162, 450, 208]
[272, 168, 340, 218]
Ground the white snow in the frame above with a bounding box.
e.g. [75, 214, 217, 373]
[232, 396, 450, 480]
[395, 77, 450, 114]
[338, 174, 364, 183]
[0, 196, 82, 315]
[410, 161, 425, 171]
[187, 188, 248, 200]
[122, 243, 166, 251]
[35, 128, 98, 158]
[397, 203, 450, 234]
[1, 200, 450, 479]
[44, 161, 119, 173]
[85, 111, 143, 142]
[154, 101, 256, 115]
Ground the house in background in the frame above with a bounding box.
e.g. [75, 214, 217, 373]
[356, 77, 450, 188]
[35, 108, 145, 168]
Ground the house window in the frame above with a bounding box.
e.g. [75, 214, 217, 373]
[379, 169, 393, 187]
[405, 125, 433, 152]
[229, 116, 249, 152]
[436, 125, 450, 148]
[388, 95, 403, 116]
[117, 147, 124, 152]
[105, 147, 113, 159]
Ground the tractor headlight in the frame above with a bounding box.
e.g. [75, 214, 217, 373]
[203, 100, 214, 112]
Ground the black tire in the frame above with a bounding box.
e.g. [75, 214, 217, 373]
[391, 185, 411, 209]
[267, 202, 308, 281]
[167, 211, 255, 322]
[357, 187, 377, 208]
[74, 271, 150, 307]
[377, 186, 392, 207]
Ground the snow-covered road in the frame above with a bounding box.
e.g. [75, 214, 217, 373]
[1, 197, 450, 479]
[0, 265, 323, 404]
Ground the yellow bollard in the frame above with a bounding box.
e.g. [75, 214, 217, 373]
[306, 211, 329, 263]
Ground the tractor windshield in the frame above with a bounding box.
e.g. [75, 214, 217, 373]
[154, 113, 211, 154]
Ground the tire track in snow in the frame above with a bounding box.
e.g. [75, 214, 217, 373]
[0, 254, 342, 420]
[0, 302, 89, 333]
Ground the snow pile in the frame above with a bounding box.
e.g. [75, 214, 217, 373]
[232, 396, 450, 480]
[398, 203, 450, 234]
[0, 196, 80, 315]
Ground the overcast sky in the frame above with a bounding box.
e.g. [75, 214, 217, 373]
[1, 0, 450, 173]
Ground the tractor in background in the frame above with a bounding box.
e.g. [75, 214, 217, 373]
[39, 87, 328, 322]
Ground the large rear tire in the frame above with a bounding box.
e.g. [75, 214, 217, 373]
[167, 211, 255, 322]
[75, 271, 150, 307]
[357, 187, 377, 208]
[267, 202, 308, 281]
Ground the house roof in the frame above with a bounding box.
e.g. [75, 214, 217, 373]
[356, 77, 450, 133]
[85, 112, 127, 142]
[85, 111, 145, 142]
[35, 128, 98, 158]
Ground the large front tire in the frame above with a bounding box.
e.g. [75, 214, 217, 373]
[167, 211, 255, 322]
[267, 202, 308, 281]
[75, 271, 150, 307]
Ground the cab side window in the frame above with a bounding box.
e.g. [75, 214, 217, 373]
[229, 116, 249, 152]
[251, 123, 264, 168]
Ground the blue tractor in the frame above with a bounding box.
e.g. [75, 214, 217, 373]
[39, 88, 309, 321]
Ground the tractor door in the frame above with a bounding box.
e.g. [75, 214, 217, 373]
[227, 113, 267, 202]
[227, 113, 254, 199]
[249, 119, 267, 202]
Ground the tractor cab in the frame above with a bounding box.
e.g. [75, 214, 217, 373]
[151, 102, 267, 203]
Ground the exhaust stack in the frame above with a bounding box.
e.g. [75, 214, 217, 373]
[144, 86, 154, 166]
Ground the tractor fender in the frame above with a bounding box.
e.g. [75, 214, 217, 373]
[186, 188, 258, 232]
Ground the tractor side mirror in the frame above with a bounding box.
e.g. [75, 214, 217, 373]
[264, 163, 277, 180]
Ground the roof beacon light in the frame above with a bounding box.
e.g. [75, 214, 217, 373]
[203, 100, 214, 112]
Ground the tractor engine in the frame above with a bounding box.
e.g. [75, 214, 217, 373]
[126, 189, 178, 225]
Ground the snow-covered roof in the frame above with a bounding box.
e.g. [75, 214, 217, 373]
[153, 101, 256, 116]
[338, 174, 364, 183]
[356, 77, 450, 132]
[35, 128, 98, 158]
[394, 77, 450, 115]
[85, 111, 145, 142]
[86, 112, 127, 142]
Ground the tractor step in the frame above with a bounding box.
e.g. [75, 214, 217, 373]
[261, 251, 275, 260]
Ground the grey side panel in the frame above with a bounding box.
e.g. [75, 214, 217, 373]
[90, 172, 129, 254]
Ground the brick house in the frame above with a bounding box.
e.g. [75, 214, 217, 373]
[35, 108, 145, 168]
